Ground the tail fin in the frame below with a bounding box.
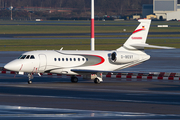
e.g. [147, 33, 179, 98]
[117, 19, 174, 51]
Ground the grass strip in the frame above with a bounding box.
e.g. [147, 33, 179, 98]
[0, 25, 180, 34]
[0, 38, 178, 51]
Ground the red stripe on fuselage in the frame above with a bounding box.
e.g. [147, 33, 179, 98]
[92, 55, 105, 66]
[133, 28, 145, 34]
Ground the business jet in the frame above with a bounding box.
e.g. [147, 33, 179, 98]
[4, 19, 174, 84]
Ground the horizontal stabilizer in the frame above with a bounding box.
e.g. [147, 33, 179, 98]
[130, 43, 175, 49]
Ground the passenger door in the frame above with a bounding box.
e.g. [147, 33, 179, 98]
[39, 54, 47, 72]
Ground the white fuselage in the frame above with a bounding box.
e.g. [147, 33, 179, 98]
[4, 50, 150, 75]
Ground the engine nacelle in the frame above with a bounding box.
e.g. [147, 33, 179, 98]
[110, 51, 139, 63]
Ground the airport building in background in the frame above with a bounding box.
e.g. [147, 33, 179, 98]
[142, 4, 153, 18]
[153, 0, 180, 21]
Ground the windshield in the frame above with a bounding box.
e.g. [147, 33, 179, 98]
[19, 55, 26, 59]
[18, 55, 35, 59]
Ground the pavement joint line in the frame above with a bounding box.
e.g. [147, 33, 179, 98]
[0, 93, 180, 105]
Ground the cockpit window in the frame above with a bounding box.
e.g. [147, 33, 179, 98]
[26, 55, 30, 59]
[30, 55, 35, 59]
[20, 55, 26, 59]
[18, 55, 35, 59]
[18, 55, 22, 59]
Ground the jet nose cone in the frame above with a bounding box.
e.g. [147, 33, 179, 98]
[4, 60, 22, 72]
[4, 64, 9, 70]
[4, 63, 14, 71]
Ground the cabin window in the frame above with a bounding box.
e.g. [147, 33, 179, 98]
[54, 58, 57, 61]
[58, 58, 60, 61]
[74, 58, 76, 61]
[62, 58, 64, 61]
[78, 58, 80, 61]
[70, 58, 72, 61]
[66, 58, 68, 61]
[86, 58, 88, 61]
[82, 58, 85, 61]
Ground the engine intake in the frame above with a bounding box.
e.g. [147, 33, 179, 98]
[111, 52, 117, 62]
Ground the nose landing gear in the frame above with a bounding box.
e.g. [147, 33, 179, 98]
[28, 73, 34, 84]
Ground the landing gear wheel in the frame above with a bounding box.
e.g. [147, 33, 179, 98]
[71, 77, 78, 83]
[28, 80, 32, 84]
[94, 78, 101, 84]
[28, 73, 33, 84]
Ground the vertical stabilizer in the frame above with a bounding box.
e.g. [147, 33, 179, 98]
[117, 19, 151, 50]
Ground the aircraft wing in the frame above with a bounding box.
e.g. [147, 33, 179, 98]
[71, 69, 152, 75]
[71, 69, 111, 74]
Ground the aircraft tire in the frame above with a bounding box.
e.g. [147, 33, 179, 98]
[28, 80, 32, 84]
[94, 78, 101, 84]
[71, 77, 78, 83]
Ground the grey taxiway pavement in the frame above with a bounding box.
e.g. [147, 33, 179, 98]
[0, 75, 180, 119]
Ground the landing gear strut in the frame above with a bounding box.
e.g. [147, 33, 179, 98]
[28, 73, 34, 84]
[71, 76, 78, 83]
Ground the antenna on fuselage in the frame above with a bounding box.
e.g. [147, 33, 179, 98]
[60, 47, 63, 51]
[91, 0, 95, 51]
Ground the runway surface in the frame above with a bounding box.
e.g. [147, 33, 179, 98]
[1, 74, 180, 119]
[0, 49, 180, 119]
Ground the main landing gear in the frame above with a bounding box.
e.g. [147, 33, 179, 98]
[94, 78, 101, 84]
[71, 76, 78, 83]
[94, 73, 103, 84]
[77, 73, 103, 84]
[94, 77, 103, 84]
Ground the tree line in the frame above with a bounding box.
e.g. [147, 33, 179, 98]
[0, 0, 164, 20]
[0, 0, 153, 14]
